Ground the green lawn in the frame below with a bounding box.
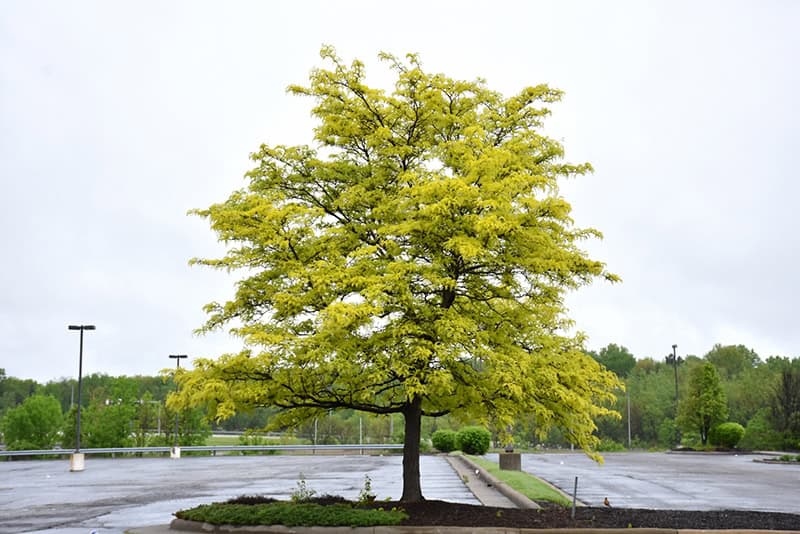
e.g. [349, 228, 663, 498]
[204, 435, 242, 446]
[468, 455, 571, 506]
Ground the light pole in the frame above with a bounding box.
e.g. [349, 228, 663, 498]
[169, 354, 188, 453]
[68, 324, 95, 472]
[669, 344, 680, 403]
[666, 343, 683, 446]
[626, 385, 631, 448]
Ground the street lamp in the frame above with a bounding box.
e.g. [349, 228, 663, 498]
[666, 344, 683, 447]
[68, 324, 95, 472]
[168, 354, 188, 452]
[667, 344, 682, 403]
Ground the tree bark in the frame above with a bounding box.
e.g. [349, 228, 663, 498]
[400, 396, 424, 502]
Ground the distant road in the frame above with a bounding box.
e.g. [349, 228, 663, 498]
[511, 451, 800, 513]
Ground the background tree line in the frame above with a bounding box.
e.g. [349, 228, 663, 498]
[0, 370, 208, 450]
[2, 342, 799, 452]
[586, 343, 800, 451]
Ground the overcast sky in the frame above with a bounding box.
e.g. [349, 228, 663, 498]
[2, 1, 798, 383]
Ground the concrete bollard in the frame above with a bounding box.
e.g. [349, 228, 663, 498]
[499, 452, 521, 470]
[69, 452, 85, 472]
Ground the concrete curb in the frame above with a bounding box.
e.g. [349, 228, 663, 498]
[124, 520, 800, 534]
[443, 455, 517, 508]
[453, 454, 540, 510]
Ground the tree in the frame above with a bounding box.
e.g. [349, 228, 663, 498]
[678, 362, 728, 445]
[1, 394, 62, 450]
[172, 47, 621, 502]
[724, 364, 777, 425]
[0, 375, 38, 418]
[592, 344, 636, 378]
[704, 344, 760, 379]
[770, 364, 800, 449]
[627, 364, 677, 445]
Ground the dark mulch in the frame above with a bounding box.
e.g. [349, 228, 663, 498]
[227, 496, 800, 530]
[375, 500, 800, 530]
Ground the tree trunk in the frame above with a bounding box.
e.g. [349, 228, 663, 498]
[400, 397, 424, 502]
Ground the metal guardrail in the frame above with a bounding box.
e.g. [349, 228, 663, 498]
[0, 443, 404, 458]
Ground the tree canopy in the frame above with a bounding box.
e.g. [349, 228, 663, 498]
[678, 362, 728, 445]
[704, 344, 759, 379]
[591, 343, 637, 378]
[1, 394, 62, 450]
[172, 47, 621, 501]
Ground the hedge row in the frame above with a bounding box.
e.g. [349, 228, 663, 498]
[431, 426, 491, 455]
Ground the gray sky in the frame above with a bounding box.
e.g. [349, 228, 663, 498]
[2, 1, 798, 383]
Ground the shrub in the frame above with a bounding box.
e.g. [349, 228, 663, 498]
[740, 409, 782, 450]
[596, 438, 625, 452]
[657, 418, 678, 448]
[431, 429, 459, 452]
[709, 422, 745, 448]
[176, 502, 407, 527]
[457, 426, 491, 455]
[419, 438, 433, 453]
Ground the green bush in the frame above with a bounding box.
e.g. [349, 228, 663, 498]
[176, 502, 407, 527]
[419, 438, 433, 453]
[596, 438, 625, 452]
[431, 429, 459, 452]
[740, 409, 782, 450]
[657, 418, 679, 448]
[457, 426, 491, 455]
[709, 422, 745, 448]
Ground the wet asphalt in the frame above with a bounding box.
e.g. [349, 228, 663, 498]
[507, 451, 800, 513]
[2, 452, 799, 533]
[0, 454, 475, 533]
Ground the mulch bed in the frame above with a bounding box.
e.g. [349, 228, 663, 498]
[368, 500, 800, 530]
[228, 496, 800, 530]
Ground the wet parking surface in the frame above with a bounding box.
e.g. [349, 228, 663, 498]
[511, 451, 800, 513]
[0, 454, 476, 533]
[4, 451, 799, 533]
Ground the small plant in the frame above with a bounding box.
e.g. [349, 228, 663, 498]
[290, 473, 317, 502]
[358, 474, 376, 504]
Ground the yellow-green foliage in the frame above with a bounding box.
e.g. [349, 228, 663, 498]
[171, 47, 621, 466]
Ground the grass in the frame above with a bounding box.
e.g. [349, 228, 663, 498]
[204, 435, 241, 446]
[175, 501, 407, 527]
[467, 455, 572, 507]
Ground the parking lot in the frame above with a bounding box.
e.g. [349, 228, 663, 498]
[0, 454, 475, 533]
[2, 452, 799, 533]
[515, 451, 800, 513]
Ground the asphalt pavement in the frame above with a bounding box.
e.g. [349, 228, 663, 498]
[509, 451, 800, 513]
[0, 454, 477, 534]
[4, 451, 799, 533]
